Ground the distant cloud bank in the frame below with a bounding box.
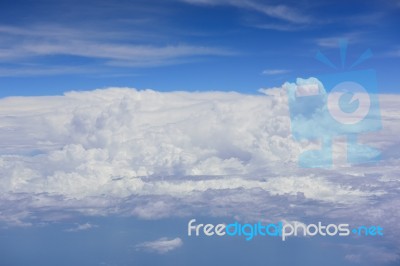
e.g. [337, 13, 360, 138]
[0, 83, 399, 263]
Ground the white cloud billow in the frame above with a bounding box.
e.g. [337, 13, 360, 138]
[0, 79, 399, 263]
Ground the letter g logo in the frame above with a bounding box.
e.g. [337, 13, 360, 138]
[327, 81, 371, 125]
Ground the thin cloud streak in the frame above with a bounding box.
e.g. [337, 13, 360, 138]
[0, 24, 234, 74]
[65, 222, 98, 232]
[179, 0, 311, 23]
[261, 69, 290, 75]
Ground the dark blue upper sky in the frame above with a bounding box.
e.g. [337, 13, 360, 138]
[0, 0, 399, 96]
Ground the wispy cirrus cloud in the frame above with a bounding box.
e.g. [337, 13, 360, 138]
[253, 23, 308, 31]
[0, 24, 233, 76]
[384, 48, 400, 58]
[315, 32, 365, 48]
[261, 69, 290, 75]
[179, 0, 311, 24]
[0, 65, 98, 77]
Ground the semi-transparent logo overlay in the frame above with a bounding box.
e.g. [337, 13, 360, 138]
[287, 40, 381, 168]
[188, 219, 384, 241]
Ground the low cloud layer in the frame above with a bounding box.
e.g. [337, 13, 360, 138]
[0, 80, 399, 263]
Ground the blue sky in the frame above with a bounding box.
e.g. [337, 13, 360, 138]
[2, 216, 397, 266]
[0, 0, 399, 96]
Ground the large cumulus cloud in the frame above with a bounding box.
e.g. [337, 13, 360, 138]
[0, 79, 399, 263]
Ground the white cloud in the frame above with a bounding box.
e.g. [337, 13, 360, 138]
[315, 33, 364, 48]
[261, 69, 290, 75]
[65, 222, 98, 232]
[179, 0, 310, 23]
[0, 66, 97, 77]
[385, 48, 400, 58]
[0, 84, 397, 203]
[254, 23, 306, 31]
[343, 244, 400, 264]
[0, 25, 233, 75]
[0, 81, 399, 263]
[135, 237, 183, 254]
